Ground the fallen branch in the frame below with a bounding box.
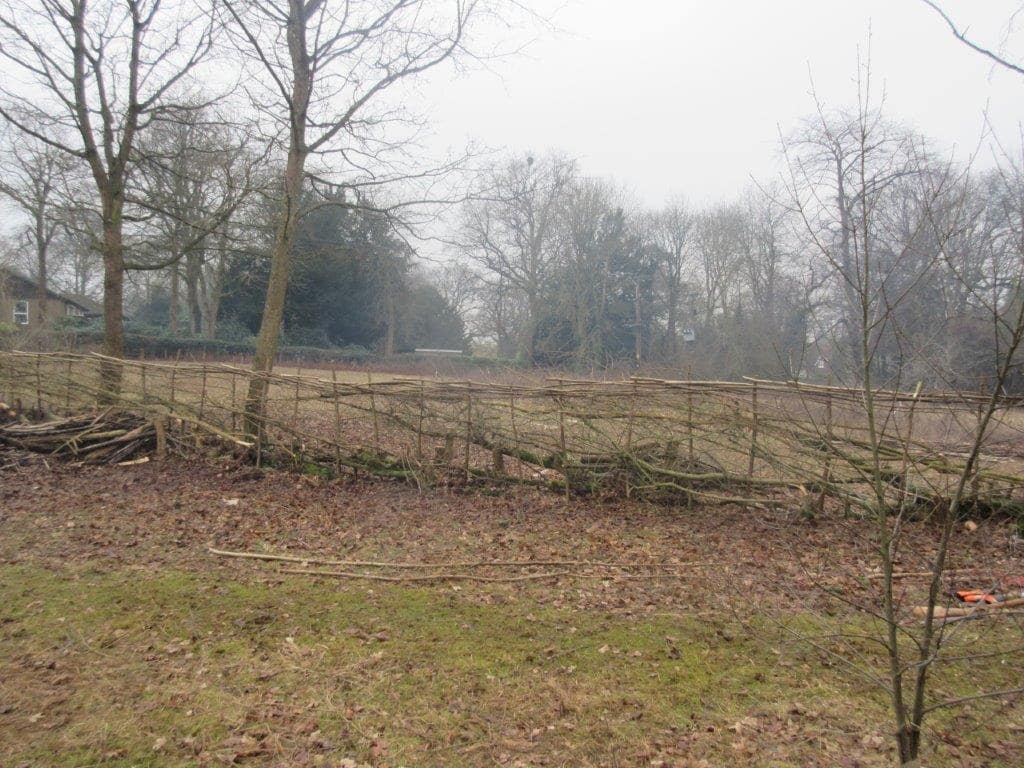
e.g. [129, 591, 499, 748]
[280, 567, 570, 583]
[207, 545, 709, 571]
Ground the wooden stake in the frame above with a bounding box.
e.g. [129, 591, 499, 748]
[626, 379, 638, 450]
[199, 366, 208, 421]
[368, 371, 380, 448]
[169, 360, 178, 409]
[417, 379, 425, 459]
[686, 365, 695, 462]
[464, 391, 472, 480]
[331, 368, 342, 468]
[230, 374, 238, 433]
[64, 359, 73, 410]
[556, 380, 569, 502]
[154, 417, 167, 461]
[509, 392, 519, 477]
[34, 355, 42, 412]
[747, 381, 759, 479]
[818, 388, 834, 514]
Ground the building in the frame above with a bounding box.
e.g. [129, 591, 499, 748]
[0, 267, 102, 330]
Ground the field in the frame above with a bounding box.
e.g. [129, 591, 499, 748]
[2, 452, 1023, 767]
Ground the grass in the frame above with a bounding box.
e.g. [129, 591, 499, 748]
[0, 564, 868, 766]
[3, 563, 1020, 767]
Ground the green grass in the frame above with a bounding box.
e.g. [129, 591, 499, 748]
[1, 564, 1019, 767]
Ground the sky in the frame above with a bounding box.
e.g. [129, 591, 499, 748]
[414, 0, 1024, 208]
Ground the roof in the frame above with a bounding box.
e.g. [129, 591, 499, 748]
[59, 292, 103, 316]
[0, 266, 103, 317]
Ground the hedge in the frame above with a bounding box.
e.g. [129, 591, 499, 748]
[64, 330, 512, 371]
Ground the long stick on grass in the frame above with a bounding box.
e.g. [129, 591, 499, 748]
[281, 567, 570, 583]
[206, 545, 719, 570]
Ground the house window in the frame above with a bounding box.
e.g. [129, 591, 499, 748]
[65, 303, 84, 317]
[13, 300, 28, 325]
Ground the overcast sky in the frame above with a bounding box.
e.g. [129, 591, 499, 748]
[415, 0, 1024, 208]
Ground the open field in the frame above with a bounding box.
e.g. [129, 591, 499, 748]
[1, 454, 1023, 767]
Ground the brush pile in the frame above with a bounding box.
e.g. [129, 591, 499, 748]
[0, 410, 156, 464]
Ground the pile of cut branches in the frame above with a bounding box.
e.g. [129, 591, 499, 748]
[0, 410, 157, 464]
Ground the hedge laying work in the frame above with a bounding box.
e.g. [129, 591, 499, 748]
[1, 350, 1023, 517]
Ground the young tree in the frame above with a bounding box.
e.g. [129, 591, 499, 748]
[782, 64, 1024, 764]
[0, 0, 213, 389]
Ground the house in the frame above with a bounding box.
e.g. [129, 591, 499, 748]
[0, 266, 102, 330]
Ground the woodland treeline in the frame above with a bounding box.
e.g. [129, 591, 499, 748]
[1, 104, 468, 354]
[0, 1, 1021, 394]
[452, 128, 1024, 390]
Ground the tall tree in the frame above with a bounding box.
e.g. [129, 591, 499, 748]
[0, 134, 73, 324]
[0, 0, 213, 389]
[460, 153, 575, 362]
[651, 199, 694, 358]
[781, 110, 928, 381]
[221, 0, 502, 434]
[132, 104, 264, 336]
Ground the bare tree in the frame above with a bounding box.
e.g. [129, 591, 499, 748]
[650, 198, 694, 359]
[0, 133, 74, 325]
[692, 203, 746, 329]
[459, 152, 575, 363]
[0, 0, 214, 388]
[557, 175, 624, 366]
[131, 104, 265, 336]
[219, 0, 517, 433]
[431, 260, 481, 342]
[782, 62, 1024, 764]
[782, 105, 928, 381]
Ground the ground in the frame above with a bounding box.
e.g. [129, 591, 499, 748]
[1, 453, 1022, 767]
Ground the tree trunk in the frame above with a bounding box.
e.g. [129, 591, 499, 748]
[243, 0, 312, 440]
[201, 251, 226, 340]
[634, 280, 643, 367]
[383, 283, 396, 357]
[244, 144, 306, 436]
[169, 264, 180, 335]
[185, 252, 203, 335]
[666, 278, 679, 358]
[520, 292, 540, 365]
[100, 195, 126, 397]
[35, 214, 48, 327]
[837, 168, 861, 376]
